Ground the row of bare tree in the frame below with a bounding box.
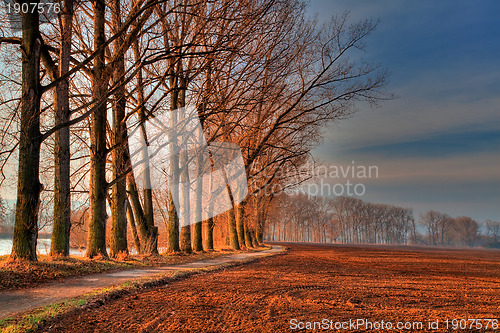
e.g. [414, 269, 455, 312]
[266, 195, 415, 245]
[0, 0, 387, 261]
[265, 194, 500, 248]
[418, 210, 496, 247]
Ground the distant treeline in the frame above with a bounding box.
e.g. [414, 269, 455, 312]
[264, 194, 500, 248]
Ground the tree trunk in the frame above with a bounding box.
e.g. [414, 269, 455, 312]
[223, 169, 239, 250]
[244, 211, 253, 249]
[219, 114, 239, 250]
[178, 77, 191, 253]
[126, 199, 141, 254]
[191, 150, 203, 252]
[227, 205, 239, 250]
[127, 173, 158, 255]
[167, 190, 180, 252]
[192, 222, 203, 252]
[179, 143, 191, 253]
[86, 0, 108, 258]
[131, 37, 158, 255]
[255, 196, 268, 245]
[109, 0, 128, 258]
[180, 224, 192, 253]
[195, 55, 213, 253]
[166, 74, 180, 253]
[142, 187, 156, 252]
[203, 217, 214, 251]
[11, 7, 42, 261]
[51, 0, 73, 257]
[236, 201, 245, 248]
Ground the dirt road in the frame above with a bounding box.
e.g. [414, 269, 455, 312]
[40, 243, 500, 332]
[0, 246, 282, 319]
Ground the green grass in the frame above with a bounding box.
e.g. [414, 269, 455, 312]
[0, 318, 14, 327]
[0, 298, 92, 333]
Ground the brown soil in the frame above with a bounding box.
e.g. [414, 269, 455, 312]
[39, 243, 500, 332]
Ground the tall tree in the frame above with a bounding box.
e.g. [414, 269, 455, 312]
[109, 0, 128, 257]
[11, 2, 42, 261]
[86, 0, 109, 258]
[51, 0, 74, 257]
[125, 16, 160, 255]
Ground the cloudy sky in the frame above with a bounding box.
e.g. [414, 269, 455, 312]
[309, 0, 500, 221]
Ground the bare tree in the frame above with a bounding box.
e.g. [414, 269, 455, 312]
[86, 0, 108, 258]
[51, 0, 74, 257]
[419, 210, 447, 246]
[453, 216, 479, 247]
[486, 220, 500, 242]
[109, 0, 128, 257]
[10, 3, 43, 261]
[266, 194, 414, 246]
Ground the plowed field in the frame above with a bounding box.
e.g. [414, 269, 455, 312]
[40, 243, 500, 332]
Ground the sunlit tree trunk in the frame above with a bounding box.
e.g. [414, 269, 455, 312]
[127, 173, 157, 254]
[179, 147, 192, 253]
[167, 190, 180, 252]
[11, 6, 42, 261]
[51, 0, 74, 257]
[203, 217, 214, 251]
[255, 194, 270, 245]
[129, 35, 159, 255]
[142, 183, 156, 253]
[191, 152, 203, 252]
[192, 60, 212, 252]
[86, 0, 108, 258]
[227, 204, 239, 250]
[167, 72, 180, 252]
[236, 201, 245, 248]
[137, 55, 157, 256]
[220, 113, 239, 250]
[243, 214, 253, 249]
[126, 199, 141, 253]
[110, 0, 128, 257]
[178, 76, 192, 253]
[255, 204, 264, 245]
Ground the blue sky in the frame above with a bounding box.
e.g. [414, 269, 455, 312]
[309, 0, 500, 221]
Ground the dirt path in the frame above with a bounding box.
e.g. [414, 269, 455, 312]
[0, 246, 283, 319]
[39, 243, 500, 333]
